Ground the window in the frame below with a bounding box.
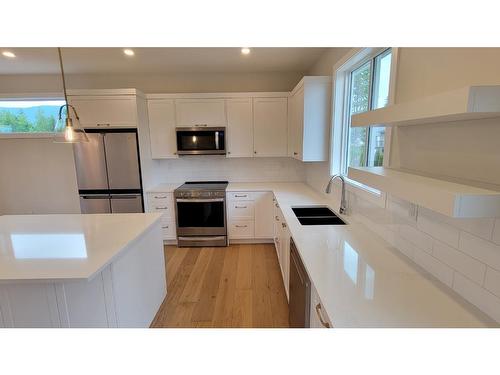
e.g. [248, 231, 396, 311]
[0, 99, 65, 134]
[342, 48, 392, 174]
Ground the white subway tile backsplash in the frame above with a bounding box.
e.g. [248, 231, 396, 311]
[453, 273, 500, 323]
[484, 267, 500, 298]
[398, 224, 433, 253]
[417, 209, 460, 248]
[433, 240, 486, 285]
[459, 232, 500, 271]
[394, 236, 416, 259]
[412, 247, 454, 287]
[451, 218, 495, 241]
[493, 219, 500, 245]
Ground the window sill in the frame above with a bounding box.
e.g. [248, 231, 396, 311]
[344, 175, 387, 208]
[0, 133, 56, 139]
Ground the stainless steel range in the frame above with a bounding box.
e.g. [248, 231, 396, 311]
[174, 181, 228, 247]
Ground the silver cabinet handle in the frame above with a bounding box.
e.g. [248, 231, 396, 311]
[155, 206, 168, 210]
[234, 194, 247, 198]
[154, 195, 168, 199]
[235, 225, 248, 228]
[194, 124, 208, 127]
[315, 303, 331, 328]
[162, 225, 169, 229]
[97, 123, 110, 127]
[235, 206, 247, 209]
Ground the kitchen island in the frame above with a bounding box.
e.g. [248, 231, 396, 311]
[0, 213, 166, 328]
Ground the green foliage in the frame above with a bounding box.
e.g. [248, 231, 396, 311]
[0, 108, 57, 133]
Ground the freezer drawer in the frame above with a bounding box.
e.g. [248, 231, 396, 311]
[104, 132, 141, 190]
[80, 195, 111, 214]
[110, 194, 143, 213]
[73, 133, 109, 190]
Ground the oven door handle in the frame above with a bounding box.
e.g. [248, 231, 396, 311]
[176, 198, 224, 203]
[215, 131, 219, 150]
[178, 236, 226, 241]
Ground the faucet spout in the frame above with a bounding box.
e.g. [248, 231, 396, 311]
[325, 174, 347, 214]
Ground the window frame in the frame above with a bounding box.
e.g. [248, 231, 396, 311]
[0, 93, 65, 139]
[329, 48, 399, 207]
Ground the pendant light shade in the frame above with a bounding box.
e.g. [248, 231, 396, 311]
[53, 104, 89, 143]
[53, 47, 88, 143]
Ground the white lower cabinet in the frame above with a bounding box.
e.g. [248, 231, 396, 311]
[228, 191, 274, 241]
[310, 284, 332, 328]
[146, 192, 176, 241]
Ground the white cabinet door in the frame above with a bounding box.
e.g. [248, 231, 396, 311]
[226, 98, 254, 157]
[175, 99, 226, 126]
[253, 97, 288, 157]
[67, 96, 137, 128]
[147, 99, 178, 159]
[289, 87, 305, 160]
[254, 192, 274, 238]
[280, 218, 290, 299]
[310, 284, 332, 328]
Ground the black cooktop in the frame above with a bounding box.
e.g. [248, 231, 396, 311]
[176, 181, 229, 191]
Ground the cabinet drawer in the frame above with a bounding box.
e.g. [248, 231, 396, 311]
[228, 192, 255, 201]
[228, 220, 254, 238]
[147, 193, 174, 219]
[228, 200, 254, 218]
[160, 218, 176, 240]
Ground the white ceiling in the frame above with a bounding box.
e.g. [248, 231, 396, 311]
[0, 48, 328, 75]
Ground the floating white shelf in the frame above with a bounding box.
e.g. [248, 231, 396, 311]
[351, 85, 500, 127]
[347, 167, 500, 218]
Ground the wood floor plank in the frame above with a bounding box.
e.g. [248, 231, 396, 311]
[212, 245, 240, 327]
[251, 244, 274, 328]
[178, 248, 213, 303]
[152, 243, 288, 328]
[236, 245, 253, 290]
[191, 248, 226, 322]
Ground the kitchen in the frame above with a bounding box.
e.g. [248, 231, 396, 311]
[1, 4, 500, 372]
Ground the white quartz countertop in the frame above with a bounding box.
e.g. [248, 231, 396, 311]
[227, 182, 495, 327]
[0, 213, 162, 282]
[146, 183, 183, 193]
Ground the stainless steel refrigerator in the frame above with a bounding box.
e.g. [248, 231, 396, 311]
[73, 129, 144, 214]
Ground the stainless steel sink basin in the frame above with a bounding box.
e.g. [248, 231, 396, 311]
[292, 206, 347, 225]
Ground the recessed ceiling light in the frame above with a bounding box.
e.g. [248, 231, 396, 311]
[2, 51, 16, 58]
[123, 49, 135, 56]
[241, 47, 251, 55]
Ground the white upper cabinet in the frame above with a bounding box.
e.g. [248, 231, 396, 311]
[226, 98, 254, 158]
[147, 99, 178, 159]
[67, 95, 138, 128]
[253, 97, 288, 157]
[288, 77, 332, 161]
[175, 99, 226, 127]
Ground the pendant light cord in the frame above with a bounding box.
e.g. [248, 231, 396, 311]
[58, 47, 68, 104]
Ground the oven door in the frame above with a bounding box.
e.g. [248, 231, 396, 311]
[176, 127, 225, 155]
[176, 198, 226, 236]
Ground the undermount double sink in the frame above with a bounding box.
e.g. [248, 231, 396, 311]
[292, 206, 347, 225]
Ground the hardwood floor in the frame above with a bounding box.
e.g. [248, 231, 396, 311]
[150, 243, 289, 328]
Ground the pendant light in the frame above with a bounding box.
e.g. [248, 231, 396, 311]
[53, 47, 88, 143]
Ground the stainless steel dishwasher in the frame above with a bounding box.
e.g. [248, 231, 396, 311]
[289, 238, 311, 328]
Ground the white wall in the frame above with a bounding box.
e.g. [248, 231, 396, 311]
[303, 47, 500, 322]
[0, 72, 303, 94]
[152, 157, 306, 185]
[0, 138, 80, 214]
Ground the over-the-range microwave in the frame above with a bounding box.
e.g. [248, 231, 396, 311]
[175, 126, 226, 155]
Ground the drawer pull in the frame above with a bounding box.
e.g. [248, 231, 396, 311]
[235, 225, 248, 228]
[154, 195, 168, 199]
[315, 303, 331, 328]
[275, 215, 279, 221]
[162, 225, 169, 229]
[155, 206, 168, 210]
[282, 222, 287, 228]
[234, 194, 248, 198]
[97, 123, 111, 127]
[235, 205, 247, 209]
